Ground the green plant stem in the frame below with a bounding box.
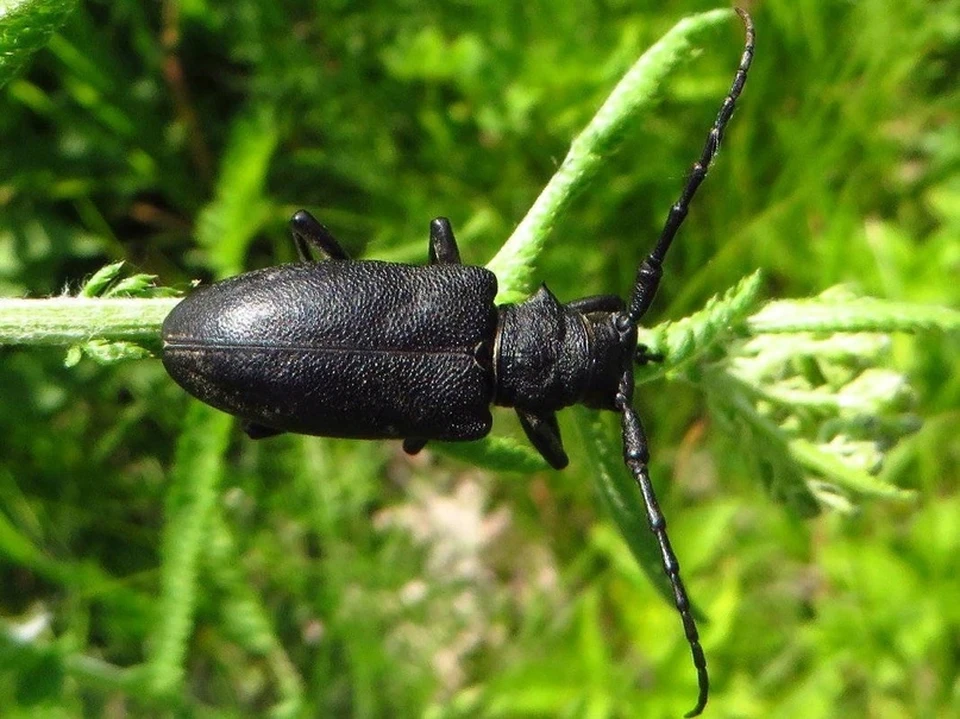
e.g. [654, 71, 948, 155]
[486, 8, 734, 302]
[0, 297, 179, 346]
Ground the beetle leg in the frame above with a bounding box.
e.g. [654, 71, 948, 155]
[403, 438, 428, 455]
[516, 409, 568, 470]
[428, 217, 462, 264]
[242, 421, 286, 440]
[566, 294, 624, 313]
[290, 210, 350, 262]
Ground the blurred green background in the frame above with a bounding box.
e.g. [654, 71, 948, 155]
[1, 0, 958, 717]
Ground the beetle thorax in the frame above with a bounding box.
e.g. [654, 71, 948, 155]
[492, 285, 630, 413]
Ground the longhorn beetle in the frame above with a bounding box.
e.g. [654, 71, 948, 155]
[162, 10, 754, 716]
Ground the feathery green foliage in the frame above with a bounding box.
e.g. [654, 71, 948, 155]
[148, 402, 232, 699]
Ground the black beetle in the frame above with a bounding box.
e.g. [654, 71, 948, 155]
[162, 10, 754, 716]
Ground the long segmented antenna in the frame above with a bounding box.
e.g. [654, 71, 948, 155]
[615, 9, 755, 717]
[626, 7, 755, 326]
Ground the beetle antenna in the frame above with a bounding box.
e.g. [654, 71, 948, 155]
[626, 8, 755, 325]
[611, 11, 754, 713]
[615, 369, 708, 716]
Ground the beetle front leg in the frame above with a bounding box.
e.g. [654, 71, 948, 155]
[517, 409, 568, 469]
[290, 210, 350, 262]
[428, 217, 462, 264]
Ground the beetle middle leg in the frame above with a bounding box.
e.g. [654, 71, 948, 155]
[290, 210, 350, 262]
[428, 217, 462, 264]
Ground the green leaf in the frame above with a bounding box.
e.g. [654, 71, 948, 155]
[15, 649, 65, 706]
[0, 0, 78, 90]
[636, 271, 764, 383]
[788, 437, 916, 502]
[204, 509, 305, 718]
[435, 435, 549, 473]
[748, 291, 960, 334]
[78, 261, 125, 297]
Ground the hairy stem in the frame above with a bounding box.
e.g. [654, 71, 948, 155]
[0, 297, 179, 346]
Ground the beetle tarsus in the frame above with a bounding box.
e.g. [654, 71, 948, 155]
[290, 209, 350, 262]
[428, 217, 462, 264]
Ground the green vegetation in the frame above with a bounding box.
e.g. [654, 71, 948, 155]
[1, 1, 957, 717]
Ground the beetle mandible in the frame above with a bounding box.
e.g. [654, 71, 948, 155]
[162, 10, 754, 716]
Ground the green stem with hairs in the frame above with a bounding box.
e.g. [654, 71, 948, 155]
[0, 297, 179, 346]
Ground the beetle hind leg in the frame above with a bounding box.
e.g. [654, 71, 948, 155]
[517, 409, 568, 470]
[428, 217, 462, 264]
[290, 210, 350, 262]
[242, 421, 286, 440]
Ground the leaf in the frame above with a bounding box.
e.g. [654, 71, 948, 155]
[0, 0, 78, 90]
[636, 271, 764, 383]
[788, 438, 916, 502]
[15, 649, 65, 706]
[66, 339, 156, 366]
[434, 435, 549, 473]
[748, 293, 960, 334]
[705, 379, 825, 516]
[77, 261, 125, 297]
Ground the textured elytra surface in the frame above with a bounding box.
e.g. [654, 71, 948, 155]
[162, 261, 498, 440]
